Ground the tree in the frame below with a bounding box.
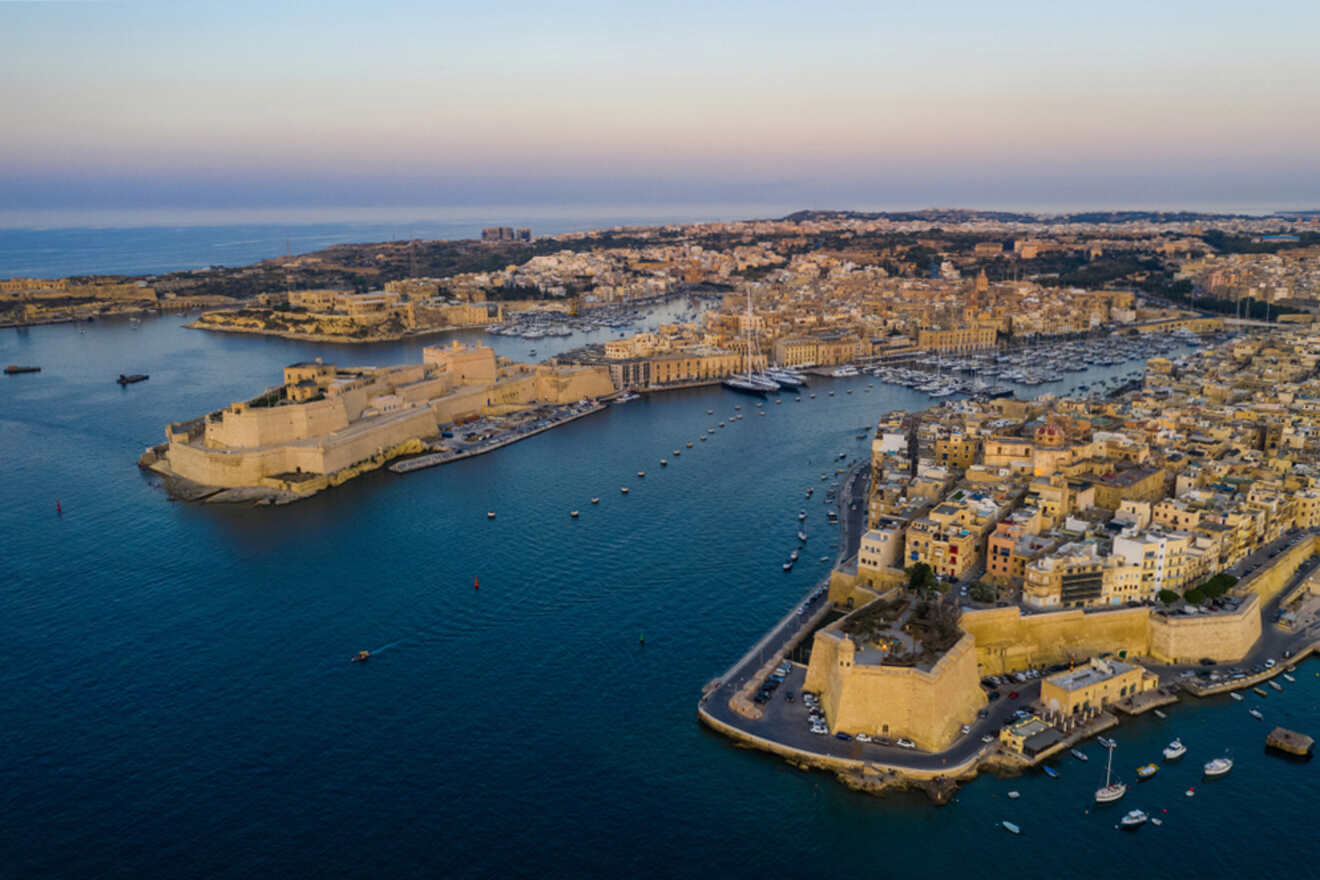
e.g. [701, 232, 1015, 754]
[1158, 589, 1180, 605]
[906, 563, 936, 593]
[970, 581, 998, 603]
[1183, 586, 1206, 605]
[1201, 573, 1238, 598]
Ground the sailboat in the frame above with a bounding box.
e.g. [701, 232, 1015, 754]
[1095, 743, 1127, 803]
[723, 291, 776, 395]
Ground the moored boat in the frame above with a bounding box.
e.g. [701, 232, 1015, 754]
[1163, 739, 1187, 761]
[1070, 748, 1089, 762]
[1095, 745, 1126, 803]
[4, 365, 40, 374]
[1269, 680, 1283, 692]
[117, 373, 149, 385]
[1229, 691, 1244, 701]
[1001, 820, 1020, 835]
[1120, 809, 1148, 829]
[1249, 708, 1264, 720]
[1203, 756, 1233, 778]
[1136, 763, 1159, 780]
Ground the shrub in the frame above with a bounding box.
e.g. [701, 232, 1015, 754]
[1158, 589, 1180, 605]
[1183, 586, 1206, 605]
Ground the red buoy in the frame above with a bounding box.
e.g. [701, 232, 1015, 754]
[474, 576, 479, 590]
[56, 500, 62, 515]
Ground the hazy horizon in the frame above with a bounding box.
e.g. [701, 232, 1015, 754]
[4, 0, 1319, 222]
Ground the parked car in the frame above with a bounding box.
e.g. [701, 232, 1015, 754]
[896, 738, 916, 749]
[982, 734, 995, 744]
[835, 732, 852, 741]
[855, 733, 872, 743]
[960, 724, 972, 735]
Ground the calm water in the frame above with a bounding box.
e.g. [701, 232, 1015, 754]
[2, 316, 1313, 879]
[0, 205, 788, 278]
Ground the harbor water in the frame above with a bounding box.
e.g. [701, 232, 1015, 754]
[2, 314, 1315, 879]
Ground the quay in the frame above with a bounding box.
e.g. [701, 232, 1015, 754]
[391, 401, 607, 474]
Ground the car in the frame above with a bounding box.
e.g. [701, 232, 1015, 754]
[982, 734, 995, 744]
[987, 691, 1001, 702]
[1265, 658, 1276, 668]
[835, 731, 852, 741]
[810, 726, 827, 735]
[855, 733, 872, 743]
[977, 708, 989, 719]
[1008, 691, 1019, 700]
[960, 724, 972, 735]
[1284, 649, 1295, 659]
[785, 692, 795, 702]
[1199, 658, 1216, 666]
[896, 738, 916, 749]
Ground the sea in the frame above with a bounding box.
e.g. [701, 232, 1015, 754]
[2, 228, 1317, 879]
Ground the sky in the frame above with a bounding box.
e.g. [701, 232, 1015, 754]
[2, 0, 1318, 219]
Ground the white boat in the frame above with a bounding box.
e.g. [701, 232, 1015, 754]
[1153, 709, 1167, 719]
[1162, 739, 1187, 761]
[1229, 692, 1245, 701]
[1070, 748, 1089, 762]
[1095, 744, 1127, 803]
[1007, 791, 1020, 799]
[1120, 809, 1148, 829]
[1203, 756, 1233, 778]
[1284, 673, 1296, 683]
[1269, 680, 1283, 692]
[831, 365, 859, 377]
[1001, 820, 1020, 835]
[1249, 708, 1264, 720]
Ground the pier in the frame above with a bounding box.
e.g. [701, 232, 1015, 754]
[390, 402, 607, 474]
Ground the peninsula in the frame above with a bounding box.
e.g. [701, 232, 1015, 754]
[700, 325, 1320, 802]
[140, 340, 612, 504]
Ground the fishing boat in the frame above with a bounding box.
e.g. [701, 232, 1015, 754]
[1203, 756, 1233, 778]
[1095, 745, 1126, 803]
[1120, 809, 1148, 830]
[1042, 765, 1058, 779]
[1136, 763, 1159, 780]
[1249, 708, 1264, 720]
[1001, 821, 1021, 835]
[1229, 691, 1244, 701]
[1070, 748, 1089, 762]
[4, 365, 40, 374]
[351, 650, 370, 663]
[1162, 739, 1186, 761]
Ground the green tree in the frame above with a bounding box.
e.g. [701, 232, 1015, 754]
[906, 562, 936, 593]
[1158, 589, 1180, 605]
[970, 582, 998, 603]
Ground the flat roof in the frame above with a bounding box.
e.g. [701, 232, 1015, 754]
[1047, 658, 1135, 691]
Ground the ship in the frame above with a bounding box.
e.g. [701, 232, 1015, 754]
[5, 365, 41, 375]
[117, 373, 149, 385]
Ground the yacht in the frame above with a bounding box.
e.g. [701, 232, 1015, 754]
[1162, 739, 1186, 761]
[722, 375, 768, 397]
[831, 365, 859, 377]
[1095, 745, 1126, 803]
[766, 368, 807, 388]
[1120, 809, 1149, 830]
[1203, 756, 1233, 778]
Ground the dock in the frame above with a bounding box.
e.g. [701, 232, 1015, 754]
[390, 403, 606, 474]
[1266, 727, 1314, 757]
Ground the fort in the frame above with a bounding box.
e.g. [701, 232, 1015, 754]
[140, 340, 613, 502]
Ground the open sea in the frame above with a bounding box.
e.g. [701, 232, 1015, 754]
[2, 230, 1318, 878]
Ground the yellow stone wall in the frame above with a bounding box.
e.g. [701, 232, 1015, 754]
[960, 605, 1151, 674]
[803, 629, 985, 751]
[206, 397, 350, 449]
[1147, 596, 1261, 664]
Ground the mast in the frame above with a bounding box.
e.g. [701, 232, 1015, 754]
[1104, 745, 1113, 787]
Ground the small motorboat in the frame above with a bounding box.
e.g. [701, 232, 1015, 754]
[570, 510, 579, 518]
[1229, 691, 1244, 701]
[798, 511, 807, 521]
[1151, 818, 1163, 826]
[637, 471, 646, 478]
[1042, 766, 1058, 779]
[797, 531, 808, 542]
[1001, 821, 1021, 835]
[1249, 708, 1264, 720]
[620, 487, 629, 494]
[1253, 687, 1268, 697]
[1284, 673, 1296, 683]
[1136, 764, 1159, 780]
[1070, 748, 1089, 762]
[1120, 809, 1148, 830]
[487, 512, 496, 520]
[1269, 680, 1283, 692]
[686, 442, 693, 448]
[1163, 739, 1186, 761]
[790, 549, 799, 562]
[1007, 791, 1020, 799]
[352, 650, 370, 663]
[1185, 787, 1195, 797]
[660, 459, 667, 467]
[1203, 757, 1233, 778]
[1153, 709, 1167, 719]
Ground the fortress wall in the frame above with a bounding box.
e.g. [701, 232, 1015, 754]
[806, 631, 984, 751]
[206, 397, 349, 449]
[1148, 595, 1261, 664]
[960, 605, 1151, 674]
[168, 440, 323, 487]
[1239, 535, 1319, 602]
[534, 365, 615, 401]
[430, 385, 488, 425]
[317, 408, 438, 474]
